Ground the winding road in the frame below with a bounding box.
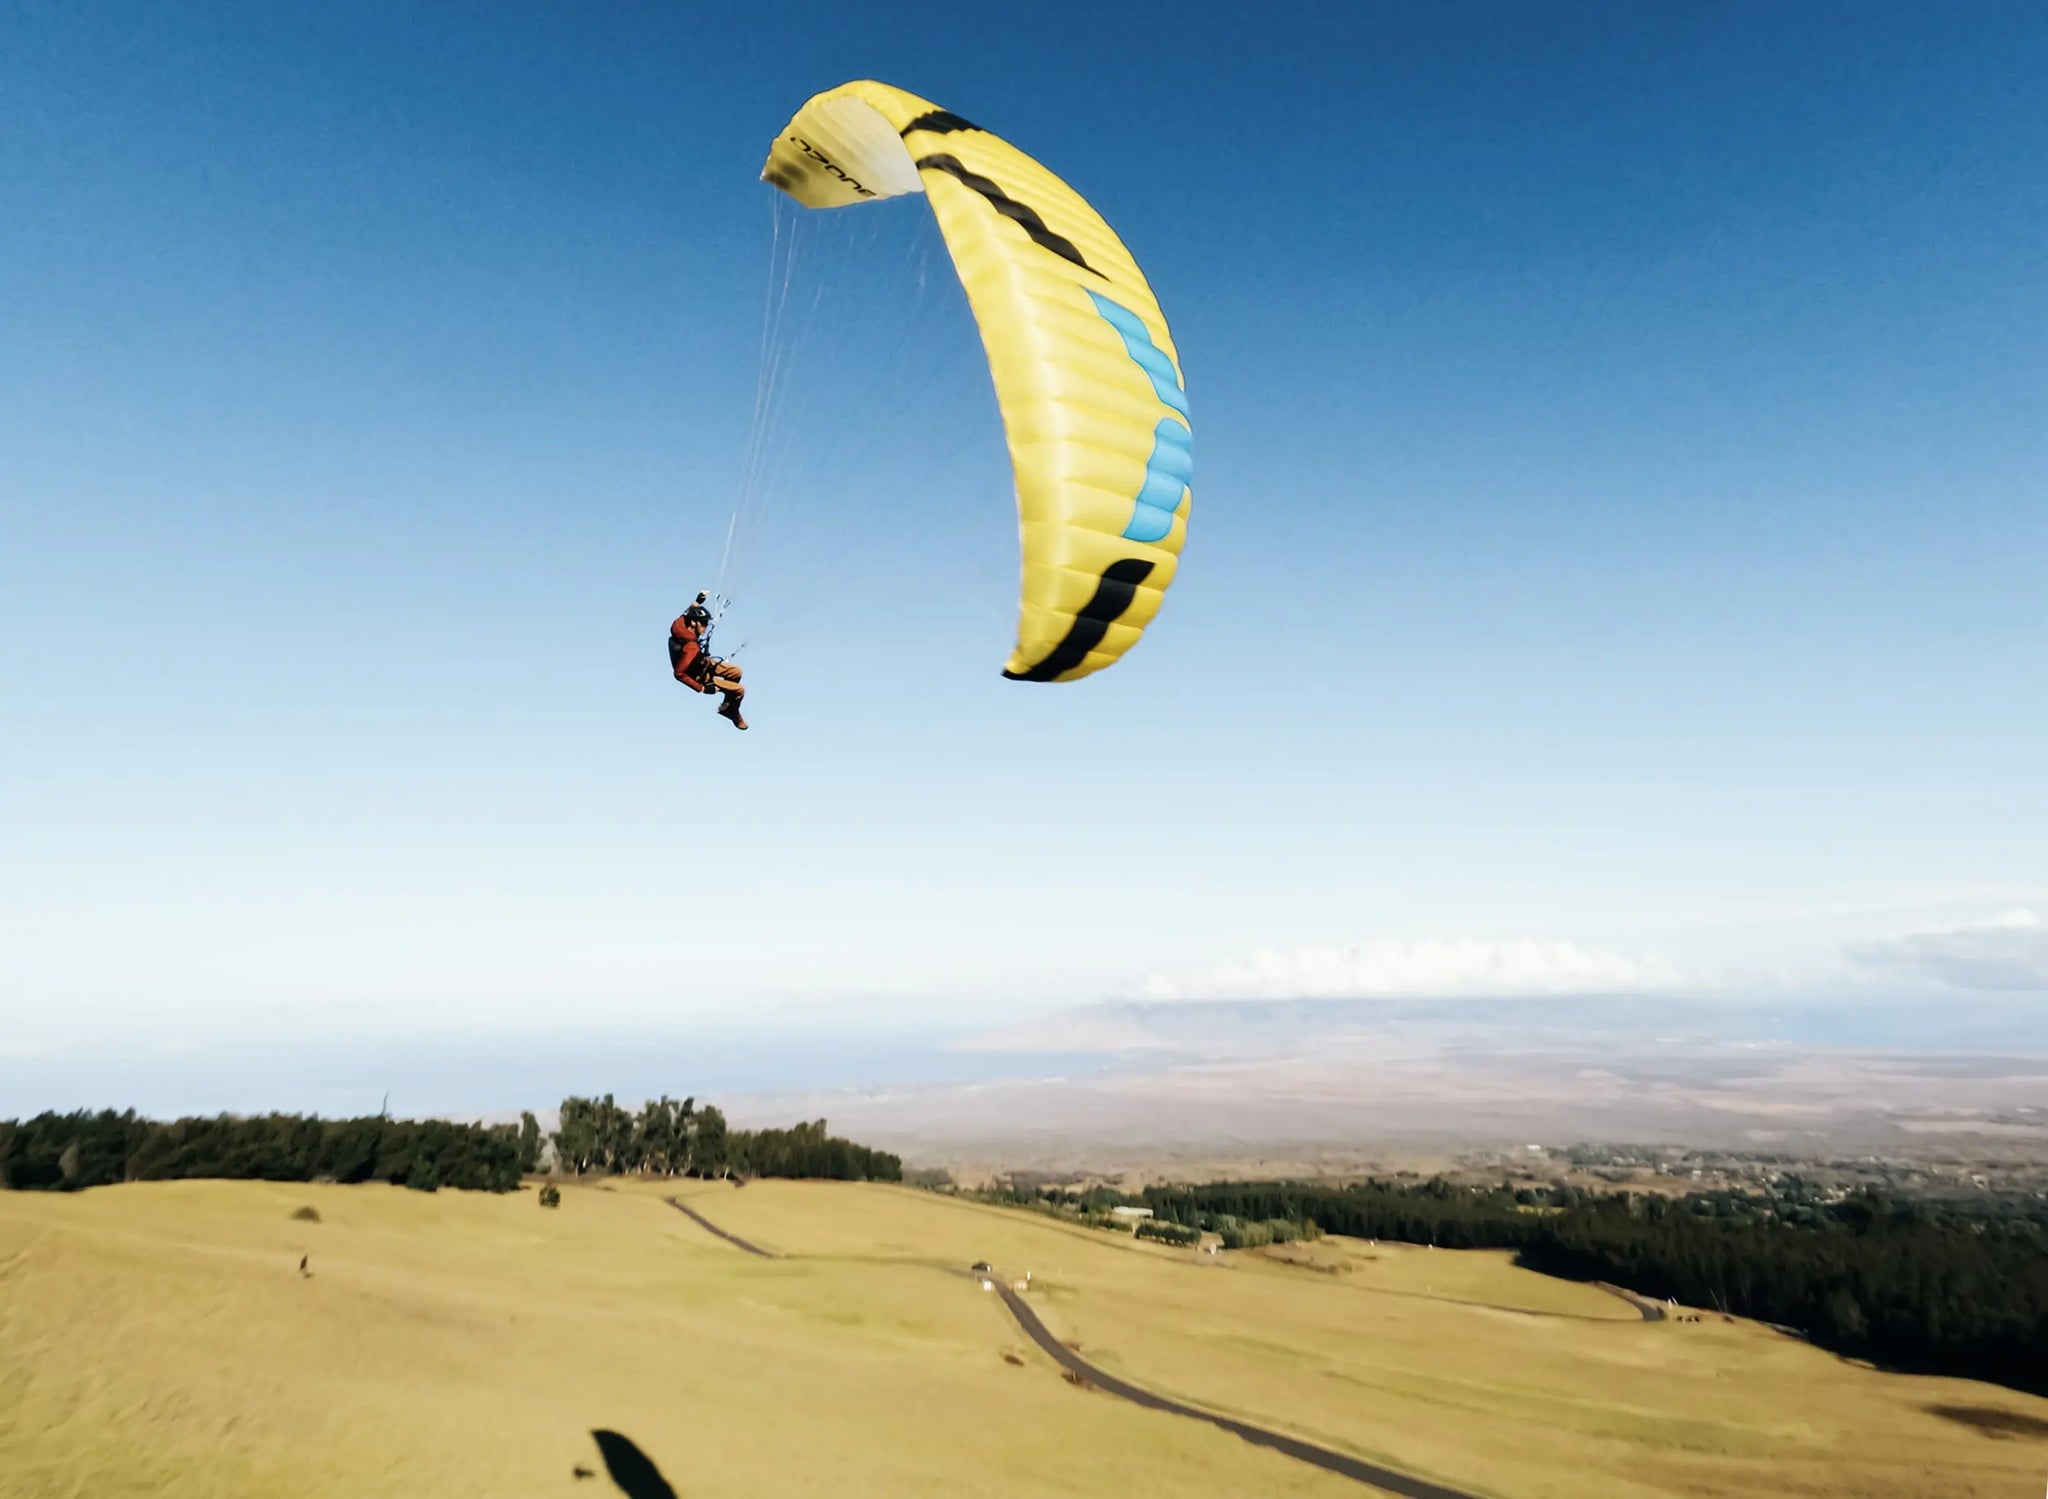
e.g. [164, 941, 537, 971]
[665, 1194, 1481, 1499]
[665, 1195, 773, 1257]
[990, 1277, 1479, 1498]
[1594, 1281, 1666, 1322]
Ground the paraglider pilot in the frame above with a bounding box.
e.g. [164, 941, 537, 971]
[671, 593, 747, 730]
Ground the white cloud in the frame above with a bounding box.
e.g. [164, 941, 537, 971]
[1845, 909, 2048, 992]
[1141, 936, 1680, 1002]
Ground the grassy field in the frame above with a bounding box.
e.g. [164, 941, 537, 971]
[1, 1179, 2042, 1499]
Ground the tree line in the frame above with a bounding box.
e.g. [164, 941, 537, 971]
[0, 1098, 900, 1196]
[0, 1109, 533, 1193]
[967, 1182, 1305, 1249]
[1140, 1178, 2048, 1397]
[549, 1095, 900, 1182]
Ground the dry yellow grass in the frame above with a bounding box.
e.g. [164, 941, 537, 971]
[3, 1177, 2043, 1499]
[1245, 1234, 1639, 1318]
[0, 1179, 1355, 1499]
[670, 1180, 2048, 1499]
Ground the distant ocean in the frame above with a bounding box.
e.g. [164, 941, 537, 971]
[4, 995, 2036, 1123]
[0, 1025, 1105, 1122]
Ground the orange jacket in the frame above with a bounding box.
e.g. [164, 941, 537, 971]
[670, 616, 709, 690]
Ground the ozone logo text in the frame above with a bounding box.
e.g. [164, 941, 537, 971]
[789, 136, 877, 197]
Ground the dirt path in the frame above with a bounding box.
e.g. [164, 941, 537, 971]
[988, 1278, 1482, 1499]
[1593, 1281, 1666, 1321]
[665, 1196, 773, 1258]
[664, 1194, 1479, 1498]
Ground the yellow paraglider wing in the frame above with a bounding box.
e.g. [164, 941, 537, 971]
[761, 80, 1190, 683]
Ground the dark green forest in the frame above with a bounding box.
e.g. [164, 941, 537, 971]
[1140, 1178, 2048, 1397]
[549, 1094, 900, 1182]
[0, 1109, 530, 1193]
[0, 1098, 899, 1195]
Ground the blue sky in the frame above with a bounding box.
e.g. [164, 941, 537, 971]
[4, 2, 2044, 1111]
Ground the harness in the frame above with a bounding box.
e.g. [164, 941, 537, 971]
[669, 630, 735, 695]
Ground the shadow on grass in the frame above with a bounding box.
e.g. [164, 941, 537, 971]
[1925, 1404, 2048, 1441]
[590, 1430, 678, 1497]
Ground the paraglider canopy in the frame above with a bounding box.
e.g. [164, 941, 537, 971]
[759, 81, 1192, 684]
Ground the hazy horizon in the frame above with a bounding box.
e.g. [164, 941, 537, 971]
[8, 991, 2043, 1151]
